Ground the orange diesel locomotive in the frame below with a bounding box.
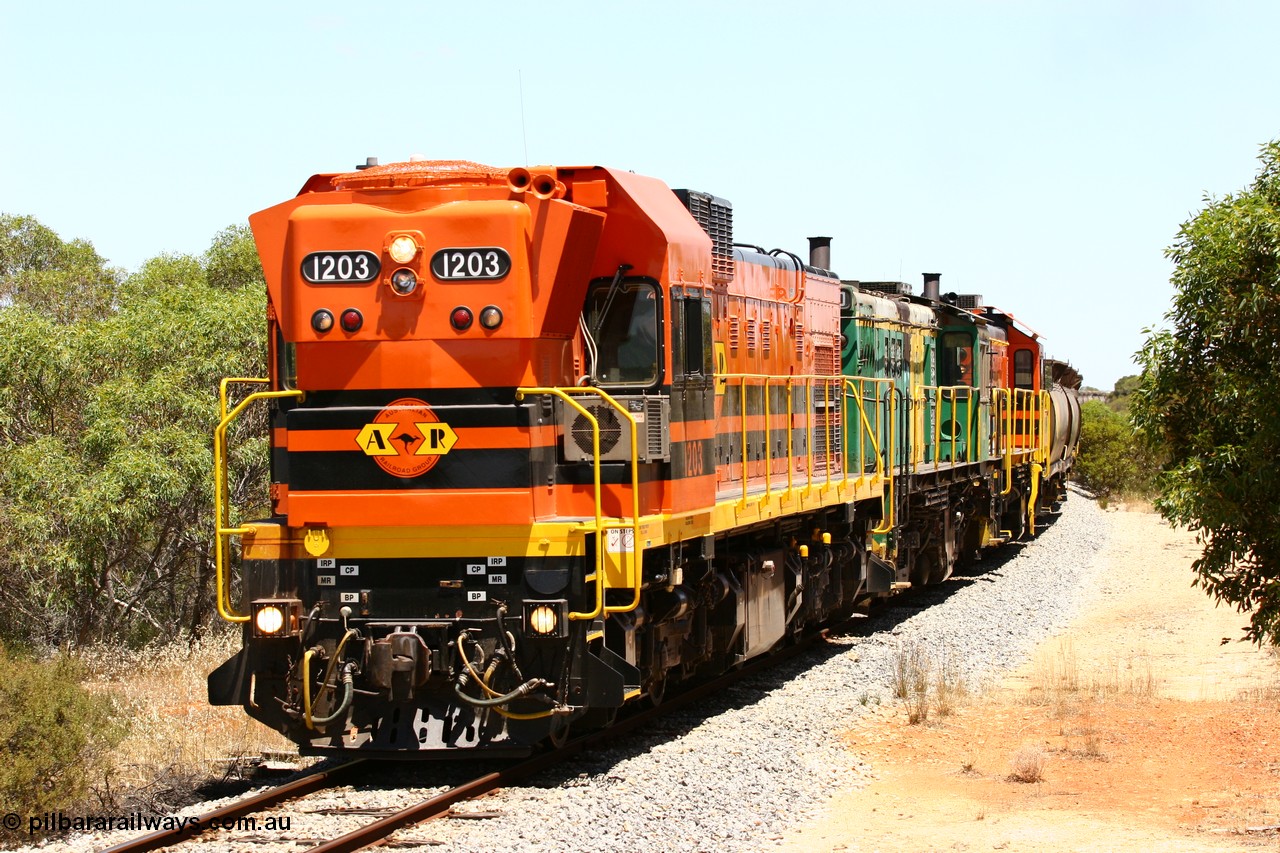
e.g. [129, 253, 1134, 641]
[210, 159, 1079, 754]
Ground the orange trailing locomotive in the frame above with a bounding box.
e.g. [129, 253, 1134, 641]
[209, 159, 1081, 754]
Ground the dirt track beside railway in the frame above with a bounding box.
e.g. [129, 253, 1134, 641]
[778, 502, 1280, 852]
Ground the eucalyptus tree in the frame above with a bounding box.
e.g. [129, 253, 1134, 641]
[1134, 140, 1280, 644]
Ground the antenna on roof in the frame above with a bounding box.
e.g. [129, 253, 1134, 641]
[518, 70, 529, 166]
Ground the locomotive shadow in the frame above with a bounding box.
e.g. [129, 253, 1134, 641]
[280, 511, 1072, 800]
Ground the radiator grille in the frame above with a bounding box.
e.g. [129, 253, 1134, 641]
[813, 406, 843, 467]
[571, 404, 623, 455]
[956, 293, 984, 310]
[673, 189, 734, 283]
[814, 345, 837, 376]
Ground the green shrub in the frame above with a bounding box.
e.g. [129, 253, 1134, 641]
[0, 644, 123, 841]
[1075, 401, 1156, 499]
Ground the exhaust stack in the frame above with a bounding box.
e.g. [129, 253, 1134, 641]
[922, 272, 941, 302]
[808, 236, 832, 270]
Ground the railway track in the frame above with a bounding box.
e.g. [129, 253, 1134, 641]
[100, 630, 831, 853]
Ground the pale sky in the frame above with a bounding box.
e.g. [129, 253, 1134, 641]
[4, 1, 1278, 390]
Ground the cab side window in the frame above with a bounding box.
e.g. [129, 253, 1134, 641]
[588, 281, 661, 386]
[939, 332, 973, 386]
[1013, 349, 1035, 389]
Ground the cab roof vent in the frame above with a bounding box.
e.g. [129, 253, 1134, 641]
[859, 281, 913, 297]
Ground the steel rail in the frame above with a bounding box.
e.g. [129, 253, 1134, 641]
[99, 759, 368, 853]
[101, 630, 835, 853]
[306, 629, 835, 853]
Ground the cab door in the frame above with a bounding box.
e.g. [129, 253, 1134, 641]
[669, 287, 714, 512]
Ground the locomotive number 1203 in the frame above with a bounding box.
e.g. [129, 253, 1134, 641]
[430, 247, 512, 281]
[300, 251, 381, 284]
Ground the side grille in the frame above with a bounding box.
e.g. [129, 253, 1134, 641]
[645, 397, 669, 460]
[955, 294, 985, 310]
[673, 189, 734, 283]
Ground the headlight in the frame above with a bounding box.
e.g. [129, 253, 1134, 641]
[251, 598, 302, 638]
[524, 600, 568, 638]
[390, 268, 418, 295]
[388, 234, 419, 264]
[255, 606, 284, 635]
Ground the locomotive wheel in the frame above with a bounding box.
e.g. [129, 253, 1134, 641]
[929, 513, 958, 585]
[645, 675, 667, 707]
[577, 705, 619, 731]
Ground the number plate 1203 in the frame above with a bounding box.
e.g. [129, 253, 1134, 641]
[430, 247, 511, 281]
[300, 251, 381, 284]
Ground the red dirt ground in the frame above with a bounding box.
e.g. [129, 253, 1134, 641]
[777, 505, 1280, 852]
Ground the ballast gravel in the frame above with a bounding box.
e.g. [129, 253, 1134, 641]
[30, 491, 1109, 853]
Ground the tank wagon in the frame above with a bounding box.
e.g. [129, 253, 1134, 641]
[209, 159, 1081, 754]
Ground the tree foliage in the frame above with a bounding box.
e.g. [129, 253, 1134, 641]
[0, 220, 266, 646]
[0, 646, 122, 838]
[1075, 400, 1155, 499]
[1133, 140, 1280, 644]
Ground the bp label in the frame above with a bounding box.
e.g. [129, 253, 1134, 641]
[355, 397, 458, 478]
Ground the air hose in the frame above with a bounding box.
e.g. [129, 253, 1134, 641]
[301, 628, 357, 729]
[306, 663, 355, 727]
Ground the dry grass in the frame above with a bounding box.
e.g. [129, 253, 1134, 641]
[893, 640, 970, 725]
[1007, 744, 1046, 783]
[892, 640, 933, 724]
[1027, 637, 1156, 716]
[933, 648, 968, 717]
[77, 630, 297, 810]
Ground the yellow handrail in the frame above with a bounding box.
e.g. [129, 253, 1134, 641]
[213, 378, 304, 623]
[740, 379, 750, 504]
[872, 385, 900, 535]
[515, 386, 642, 620]
[994, 388, 1013, 495]
[842, 377, 889, 494]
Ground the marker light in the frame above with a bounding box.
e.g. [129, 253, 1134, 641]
[479, 305, 503, 330]
[390, 268, 418, 295]
[312, 309, 335, 333]
[254, 605, 285, 636]
[340, 308, 363, 332]
[388, 235, 419, 264]
[450, 306, 473, 330]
